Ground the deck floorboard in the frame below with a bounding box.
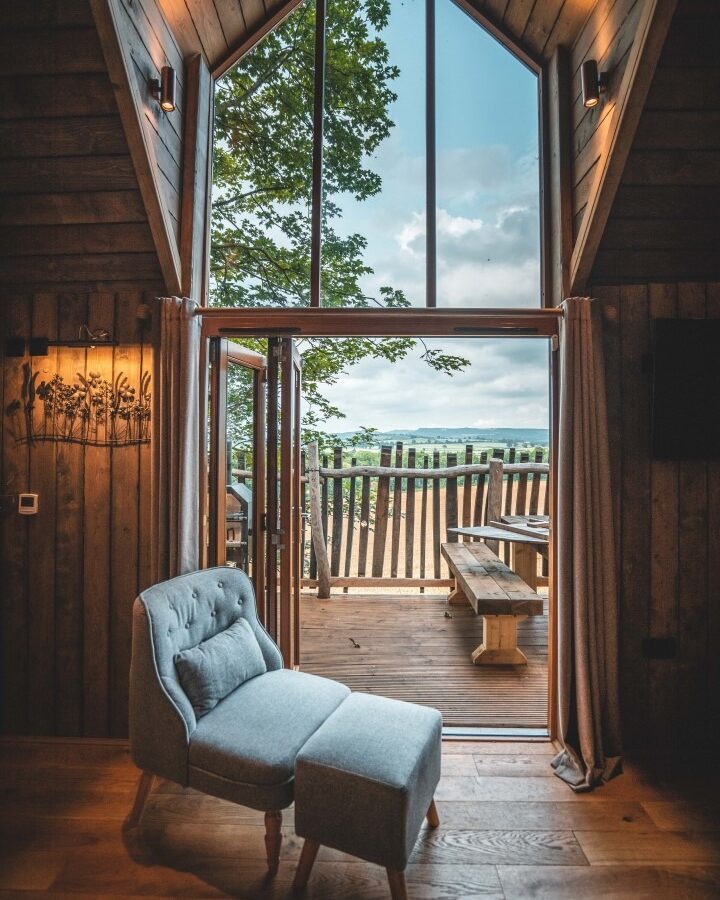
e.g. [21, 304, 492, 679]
[299, 593, 548, 729]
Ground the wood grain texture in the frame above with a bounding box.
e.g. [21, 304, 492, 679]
[592, 2, 720, 283]
[593, 280, 720, 758]
[0, 293, 151, 738]
[299, 593, 548, 728]
[0, 1, 166, 295]
[4, 738, 719, 898]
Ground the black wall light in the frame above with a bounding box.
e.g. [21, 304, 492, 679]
[581, 59, 607, 109]
[150, 66, 176, 112]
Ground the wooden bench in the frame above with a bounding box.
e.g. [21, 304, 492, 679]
[441, 542, 543, 666]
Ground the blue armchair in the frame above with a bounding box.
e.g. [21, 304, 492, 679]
[126, 567, 349, 874]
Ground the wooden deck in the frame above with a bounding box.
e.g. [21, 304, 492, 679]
[299, 593, 548, 729]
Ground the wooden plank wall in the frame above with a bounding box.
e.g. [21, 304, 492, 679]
[0, 2, 165, 736]
[594, 281, 720, 757]
[0, 0, 165, 294]
[100, 0, 187, 255]
[570, 0, 641, 241]
[592, 0, 720, 283]
[1, 293, 155, 738]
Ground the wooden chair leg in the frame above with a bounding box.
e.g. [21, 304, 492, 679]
[126, 771, 154, 828]
[386, 869, 409, 900]
[264, 810, 283, 876]
[292, 839, 320, 893]
[426, 798, 440, 828]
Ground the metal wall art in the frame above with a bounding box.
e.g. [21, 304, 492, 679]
[6, 364, 151, 447]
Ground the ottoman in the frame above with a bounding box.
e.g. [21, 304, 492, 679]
[293, 692, 442, 900]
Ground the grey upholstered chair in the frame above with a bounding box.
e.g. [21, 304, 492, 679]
[126, 566, 350, 874]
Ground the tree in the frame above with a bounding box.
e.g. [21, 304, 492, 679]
[212, 0, 467, 436]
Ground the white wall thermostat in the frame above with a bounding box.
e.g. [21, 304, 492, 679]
[18, 493, 39, 515]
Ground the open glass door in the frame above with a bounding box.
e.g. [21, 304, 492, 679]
[266, 337, 302, 666]
[208, 339, 267, 620]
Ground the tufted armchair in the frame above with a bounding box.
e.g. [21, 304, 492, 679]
[126, 567, 350, 873]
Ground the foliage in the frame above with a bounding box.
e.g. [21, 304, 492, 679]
[211, 0, 468, 435]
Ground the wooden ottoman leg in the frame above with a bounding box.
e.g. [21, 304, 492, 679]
[471, 615, 528, 665]
[126, 771, 154, 828]
[264, 810, 283, 876]
[426, 798, 440, 828]
[387, 869, 409, 900]
[293, 839, 320, 893]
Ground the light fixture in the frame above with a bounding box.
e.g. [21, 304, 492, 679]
[150, 66, 176, 112]
[581, 59, 607, 109]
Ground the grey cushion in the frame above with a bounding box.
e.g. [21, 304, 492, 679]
[188, 669, 350, 810]
[175, 618, 267, 717]
[295, 692, 442, 870]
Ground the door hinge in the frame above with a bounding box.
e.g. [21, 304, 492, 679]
[551, 334, 560, 352]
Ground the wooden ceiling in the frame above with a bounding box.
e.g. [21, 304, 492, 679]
[158, 0, 596, 78]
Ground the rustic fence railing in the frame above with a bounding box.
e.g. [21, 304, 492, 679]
[299, 442, 549, 595]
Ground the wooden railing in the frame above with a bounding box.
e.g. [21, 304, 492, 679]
[301, 442, 549, 594]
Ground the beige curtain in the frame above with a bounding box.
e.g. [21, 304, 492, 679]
[552, 297, 623, 791]
[152, 297, 201, 580]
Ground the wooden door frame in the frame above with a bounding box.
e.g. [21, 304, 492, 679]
[204, 336, 267, 619]
[199, 308, 560, 739]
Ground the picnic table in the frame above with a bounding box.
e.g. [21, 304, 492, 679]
[449, 518, 549, 591]
[441, 542, 543, 665]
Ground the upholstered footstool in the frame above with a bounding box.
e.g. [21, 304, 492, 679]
[292, 692, 442, 900]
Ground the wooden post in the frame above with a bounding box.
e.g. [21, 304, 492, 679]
[372, 445, 392, 577]
[432, 450, 441, 578]
[405, 448, 416, 578]
[343, 456, 357, 592]
[331, 445, 343, 577]
[391, 442, 403, 577]
[462, 444, 473, 533]
[446, 452, 458, 541]
[307, 442, 331, 599]
[420, 453, 429, 592]
[473, 449, 488, 534]
[485, 459, 503, 554]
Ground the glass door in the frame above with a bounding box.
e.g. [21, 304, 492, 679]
[208, 339, 267, 619]
[266, 337, 303, 666]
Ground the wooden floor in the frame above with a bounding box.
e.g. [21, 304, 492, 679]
[2, 739, 720, 898]
[299, 593, 548, 729]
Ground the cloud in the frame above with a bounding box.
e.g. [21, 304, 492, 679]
[314, 337, 549, 432]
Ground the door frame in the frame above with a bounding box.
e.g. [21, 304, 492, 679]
[199, 307, 561, 738]
[205, 337, 267, 618]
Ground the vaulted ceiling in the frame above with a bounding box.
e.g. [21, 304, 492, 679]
[157, 0, 596, 77]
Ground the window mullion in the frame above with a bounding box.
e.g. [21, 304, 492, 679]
[426, 0, 437, 308]
[310, 0, 327, 307]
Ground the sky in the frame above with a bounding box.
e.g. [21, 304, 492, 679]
[316, 0, 548, 432]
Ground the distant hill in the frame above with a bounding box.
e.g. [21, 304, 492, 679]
[334, 427, 549, 445]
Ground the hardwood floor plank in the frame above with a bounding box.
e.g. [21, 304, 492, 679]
[410, 828, 588, 866]
[575, 830, 720, 865]
[435, 800, 656, 831]
[473, 755, 556, 777]
[498, 865, 720, 900]
[643, 802, 720, 832]
[0, 850, 64, 891]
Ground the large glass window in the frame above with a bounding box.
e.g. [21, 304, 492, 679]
[210, 0, 541, 309]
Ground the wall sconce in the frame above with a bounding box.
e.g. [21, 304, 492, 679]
[5, 326, 117, 357]
[150, 66, 176, 112]
[581, 59, 607, 108]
